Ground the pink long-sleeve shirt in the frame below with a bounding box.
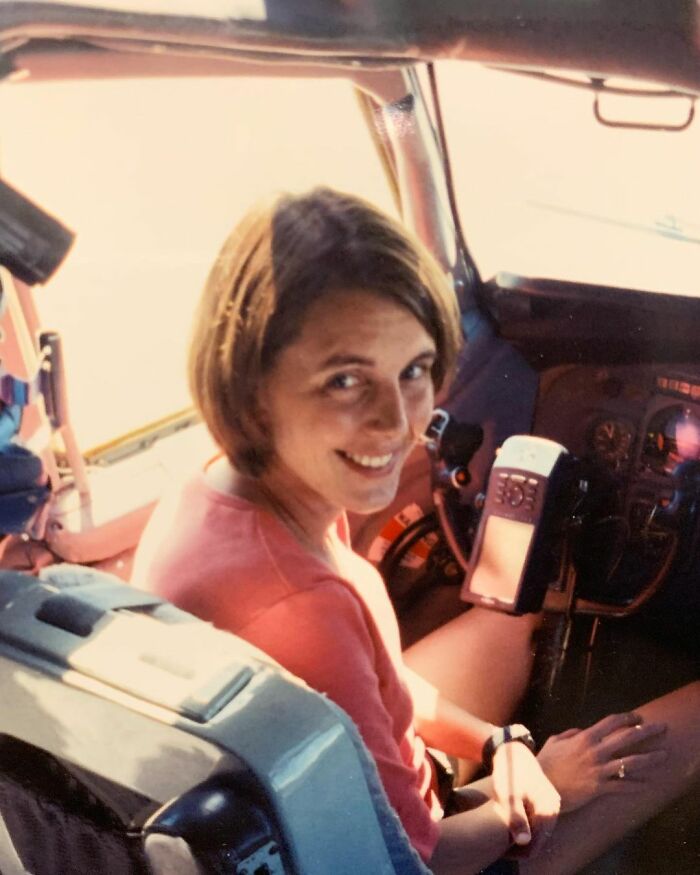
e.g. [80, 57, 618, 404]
[133, 472, 442, 861]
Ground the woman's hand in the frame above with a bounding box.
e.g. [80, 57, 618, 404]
[490, 741, 561, 855]
[537, 711, 668, 813]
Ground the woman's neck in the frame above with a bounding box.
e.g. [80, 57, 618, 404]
[205, 456, 343, 565]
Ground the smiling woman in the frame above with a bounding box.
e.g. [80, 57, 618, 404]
[187, 187, 459, 483]
[133, 187, 700, 875]
[134, 186, 464, 863]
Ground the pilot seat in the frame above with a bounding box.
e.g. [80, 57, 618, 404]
[0, 564, 432, 875]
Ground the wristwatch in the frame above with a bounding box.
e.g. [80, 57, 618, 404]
[482, 723, 536, 772]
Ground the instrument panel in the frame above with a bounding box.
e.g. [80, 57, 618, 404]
[535, 364, 700, 483]
[533, 364, 700, 606]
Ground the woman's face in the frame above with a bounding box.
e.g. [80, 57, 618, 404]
[259, 289, 437, 520]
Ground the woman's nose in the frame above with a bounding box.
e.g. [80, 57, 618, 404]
[366, 384, 408, 435]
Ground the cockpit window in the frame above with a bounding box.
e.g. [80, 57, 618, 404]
[0, 75, 395, 450]
[436, 62, 700, 296]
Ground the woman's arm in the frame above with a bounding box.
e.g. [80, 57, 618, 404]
[404, 666, 561, 850]
[237, 584, 555, 862]
[403, 666, 496, 759]
[429, 794, 513, 875]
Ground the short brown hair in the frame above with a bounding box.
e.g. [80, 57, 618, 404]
[189, 187, 462, 476]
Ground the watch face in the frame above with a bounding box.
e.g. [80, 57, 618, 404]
[511, 725, 535, 744]
[518, 732, 536, 751]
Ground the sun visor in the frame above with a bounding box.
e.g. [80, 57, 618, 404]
[2, 1, 700, 92]
[0, 179, 74, 286]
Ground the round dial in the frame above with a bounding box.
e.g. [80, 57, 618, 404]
[643, 405, 700, 474]
[591, 418, 634, 467]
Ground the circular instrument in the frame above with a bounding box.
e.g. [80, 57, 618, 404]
[590, 418, 635, 468]
[643, 405, 700, 474]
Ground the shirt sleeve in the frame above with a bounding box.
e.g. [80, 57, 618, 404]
[230, 583, 440, 861]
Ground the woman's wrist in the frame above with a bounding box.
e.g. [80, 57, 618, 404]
[482, 724, 537, 772]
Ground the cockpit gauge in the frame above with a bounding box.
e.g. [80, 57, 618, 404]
[590, 418, 635, 468]
[643, 405, 700, 474]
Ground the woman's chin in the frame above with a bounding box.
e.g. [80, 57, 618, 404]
[343, 482, 399, 516]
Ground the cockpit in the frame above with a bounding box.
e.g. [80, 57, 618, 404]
[0, 2, 699, 873]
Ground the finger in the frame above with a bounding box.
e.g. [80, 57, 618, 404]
[599, 721, 667, 758]
[604, 750, 668, 782]
[506, 798, 532, 846]
[520, 784, 560, 856]
[584, 711, 643, 742]
[554, 728, 580, 740]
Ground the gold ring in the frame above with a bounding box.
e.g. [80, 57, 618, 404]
[617, 761, 626, 780]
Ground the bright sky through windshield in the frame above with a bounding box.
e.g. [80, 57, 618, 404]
[0, 76, 395, 449]
[438, 64, 700, 295]
[2, 65, 700, 450]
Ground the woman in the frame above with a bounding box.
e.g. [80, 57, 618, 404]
[134, 188, 699, 874]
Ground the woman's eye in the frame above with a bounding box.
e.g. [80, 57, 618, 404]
[401, 361, 430, 381]
[325, 373, 361, 391]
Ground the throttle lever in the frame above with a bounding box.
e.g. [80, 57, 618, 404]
[425, 409, 484, 569]
[424, 408, 483, 489]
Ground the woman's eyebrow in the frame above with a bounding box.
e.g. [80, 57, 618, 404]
[319, 348, 436, 369]
[404, 349, 438, 367]
[320, 353, 375, 368]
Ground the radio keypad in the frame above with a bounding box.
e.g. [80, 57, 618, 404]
[524, 478, 539, 511]
[493, 472, 541, 511]
[495, 472, 508, 504]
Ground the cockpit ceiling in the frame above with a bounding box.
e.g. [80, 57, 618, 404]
[1, 0, 700, 92]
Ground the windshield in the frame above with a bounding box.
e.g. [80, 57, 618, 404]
[436, 63, 700, 296]
[0, 75, 395, 450]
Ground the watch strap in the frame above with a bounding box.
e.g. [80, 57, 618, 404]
[482, 723, 536, 772]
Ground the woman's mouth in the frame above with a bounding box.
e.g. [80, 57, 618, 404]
[336, 449, 397, 475]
